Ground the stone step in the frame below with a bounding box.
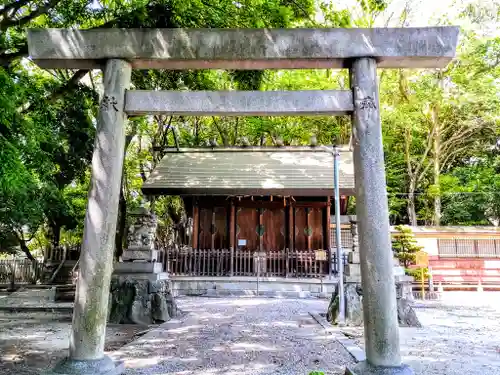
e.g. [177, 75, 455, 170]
[55, 285, 76, 302]
[7, 287, 56, 302]
[204, 289, 314, 298]
[0, 304, 73, 313]
[113, 273, 169, 282]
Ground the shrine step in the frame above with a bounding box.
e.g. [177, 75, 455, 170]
[55, 284, 76, 302]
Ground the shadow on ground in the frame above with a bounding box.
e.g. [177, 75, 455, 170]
[0, 312, 147, 375]
[350, 292, 500, 375]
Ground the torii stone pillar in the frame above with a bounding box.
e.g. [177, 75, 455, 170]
[27, 27, 458, 375]
[50, 59, 131, 375]
[348, 58, 410, 374]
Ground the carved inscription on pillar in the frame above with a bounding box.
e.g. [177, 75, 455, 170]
[354, 93, 377, 111]
[358, 96, 377, 110]
[100, 95, 119, 112]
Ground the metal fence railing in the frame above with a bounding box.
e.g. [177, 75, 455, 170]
[330, 227, 353, 252]
[438, 239, 500, 258]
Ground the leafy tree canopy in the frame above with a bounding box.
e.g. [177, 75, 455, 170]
[1, 0, 500, 261]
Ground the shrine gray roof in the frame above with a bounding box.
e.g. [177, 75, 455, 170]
[142, 147, 354, 197]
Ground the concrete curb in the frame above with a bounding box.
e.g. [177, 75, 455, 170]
[336, 336, 366, 363]
[309, 312, 338, 334]
[309, 311, 366, 363]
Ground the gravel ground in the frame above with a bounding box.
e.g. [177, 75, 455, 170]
[2, 293, 499, 375]
[114, 297, 354, 375]
[0, 312, 149, 375]
[349, 292, 500, 375]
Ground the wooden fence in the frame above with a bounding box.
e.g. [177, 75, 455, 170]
[0, 259, 44, 285]
[163, 248, 342, 278]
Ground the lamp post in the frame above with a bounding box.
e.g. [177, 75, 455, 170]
[318, 144, 345, 326]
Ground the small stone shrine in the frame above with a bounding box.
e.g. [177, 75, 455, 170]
[110, 207, 177, 325]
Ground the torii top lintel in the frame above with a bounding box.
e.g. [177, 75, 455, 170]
[27, 27, 459, 70]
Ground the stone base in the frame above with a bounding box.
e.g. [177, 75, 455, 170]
[327, 283, 421, 327]
[43, 356, 124, 375]
[109, 276, 178, 325]
[346, 361, 414, 375]
[397, 297, 421, 327]
[327, 283, 363, 326]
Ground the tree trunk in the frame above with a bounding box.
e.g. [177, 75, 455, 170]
[53, 225, 61, 248]
[114, 125, 138, 260]
[20, 240, 35, 262]
[115, 188, 127, 260]
[432, 104, 441, 226]
[403, 125, 433, 227]
[407, 184, 417, 227]
[233, 117, 239, 145]
[433, 171, 441, 226]
[15, 231, 36, 262]
[47, 223, 61, 250]
[405, 127, 418, 226]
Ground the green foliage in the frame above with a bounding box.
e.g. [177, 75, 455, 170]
[381, 30, 500, 225]
[0, 69, 45, 255]
[440, 151, 500, 225]
[406, 267, 429, 282]
[392, 225, 423, 268]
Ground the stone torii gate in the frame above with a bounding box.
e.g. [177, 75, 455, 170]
[27, 27, 458, 375]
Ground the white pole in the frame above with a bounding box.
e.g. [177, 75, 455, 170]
[333, 147, 346, 325]
[319, 144, 345, 325]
